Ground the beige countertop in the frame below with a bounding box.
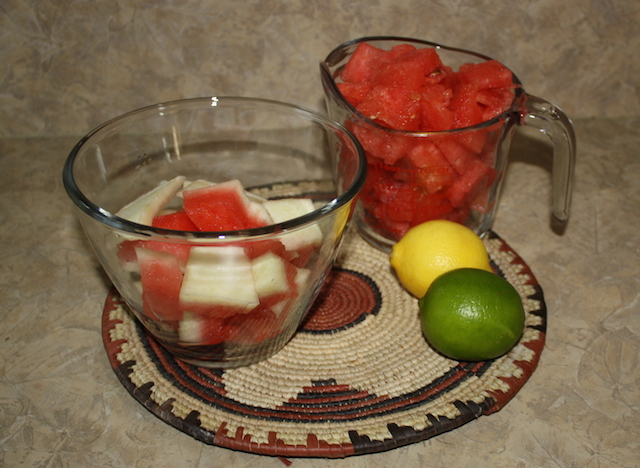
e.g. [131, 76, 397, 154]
[2, 117, 639, 467]
[2, 0, 640, 466]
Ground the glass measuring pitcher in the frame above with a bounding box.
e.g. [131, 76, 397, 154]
[321, 36, 576, 251]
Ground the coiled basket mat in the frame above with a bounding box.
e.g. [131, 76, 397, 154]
[102, 228, 546, 459]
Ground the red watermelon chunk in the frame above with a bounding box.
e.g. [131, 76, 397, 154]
[357, 86, 421, 131]
[419, 84, 454, 131]
[178, 311, 235, 345]
[459, 60, 513, 90]
[372, 47, 443, 90]
[450, 83, 484, 129]
[243, 239, 290, 260]
[436, 138, 476, 175]
[152, 209, 198, 231]
[142, 240, 191, 271]
[412, 191, 455, 225]
[477, 87, 515, 121]
[225, 307, 280, 345]
[341, 42, 391, 83]
[407, 142, 457, 194]
[387, 43, 419, 59]
[351, 123, 416, 165]
[337, 82, 372, 107]
[136, 247, 184, 322]
[182, 179, 272, 231]
[445, 158, 496, 208]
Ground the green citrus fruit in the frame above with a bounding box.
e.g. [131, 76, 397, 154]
[390, 220, 492, 298]
[418, 268, 525, 361]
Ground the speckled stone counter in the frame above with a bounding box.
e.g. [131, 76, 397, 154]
[1, 1, 639, 466]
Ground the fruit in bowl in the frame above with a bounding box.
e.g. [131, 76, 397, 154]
[114, 176, 322, 349]
[63, 97, 366, 368]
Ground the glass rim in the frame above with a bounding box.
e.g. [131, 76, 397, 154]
[62, 96, 367, 240]
[320, 35, 526, 136]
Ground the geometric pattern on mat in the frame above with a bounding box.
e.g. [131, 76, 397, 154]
[102, 229, 546, 458]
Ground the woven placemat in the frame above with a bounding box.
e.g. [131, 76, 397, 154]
[102, 226, 545, 459]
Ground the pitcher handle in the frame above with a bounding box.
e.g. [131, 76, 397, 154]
[519, 95, 576, 226]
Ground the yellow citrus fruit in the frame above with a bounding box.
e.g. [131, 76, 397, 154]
[390, 220, 492, 298]
[419, 268, 525, 361]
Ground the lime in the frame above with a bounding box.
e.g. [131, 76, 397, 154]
[419, 268, 525, 361]
[390, 220, 492, 298]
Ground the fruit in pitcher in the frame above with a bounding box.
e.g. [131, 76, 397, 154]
[337, 42, 516, 239]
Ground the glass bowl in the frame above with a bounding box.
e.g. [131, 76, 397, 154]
[63, 97, 366, 368]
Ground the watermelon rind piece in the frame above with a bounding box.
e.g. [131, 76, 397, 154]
[179, 245, 259, 310]
[251, 251, 290, 298]
[263, 198, 323, 250]
[178, 311, 204, 343]
[115, 175, 186, 226]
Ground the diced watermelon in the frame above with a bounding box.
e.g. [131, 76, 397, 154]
[337, 82, 372, 107]
[419, 84, 454, 131]
[287, 244, 316, 269]
[225, 307, 279, 345]
[405, 140, 445, 168]
[341, 42, 391, 83]
[243, 239, 290, 260]
[182, 179, 272, 231]
[117, 239, 142, 270]
[253, 253, 301, 309]
[372, 48, 443, 91]
[458, 60, 513, 90]
[444, 205, 471, 224]
[178, 311, 234, 345]
[114, 176, 326, 354]
[152, 209, 198, 231]
[445, 158, 496, 208]
[334, 42, 518, 240]
[477, 87, 515, 121]
[450, 83, 484, 129]
[351, 123, 416, 165]
[407, 142, 457, 194]
[436, 138, 475, 175]
[412, 191, 455, 225]
[452, 128, 488, 155]
[251, 252, 290, 299]
[387, 43, 418, 59]
[136, 247, 184, 322]
[387, 185, 419, 224]
[356, 86, 421, 131]
[142, 240, 191, 270]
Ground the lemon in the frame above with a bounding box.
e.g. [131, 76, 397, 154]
[390, 220, 492, 298]
[419, 268, 525, 361]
